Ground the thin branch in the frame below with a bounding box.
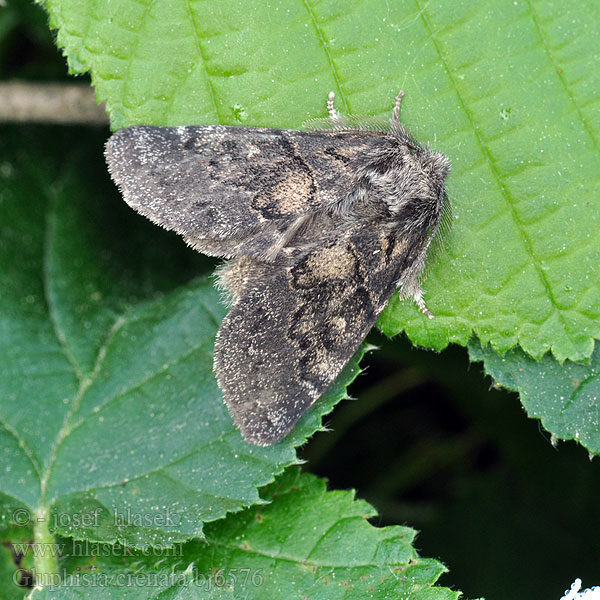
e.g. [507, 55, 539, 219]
[0, 81, 108, 125]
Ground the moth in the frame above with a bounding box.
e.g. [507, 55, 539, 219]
[105, 91, 450, 446]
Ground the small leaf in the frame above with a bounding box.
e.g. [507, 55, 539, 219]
[469, 340, 600, 455]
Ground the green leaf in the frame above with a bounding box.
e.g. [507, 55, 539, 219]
[29, 469, 459, 600]
[0, 126, 362, 549]
[469, 340, 600, 456]
[39, 0, 600, 362]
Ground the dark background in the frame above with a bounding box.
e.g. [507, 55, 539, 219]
[2, 2, 599, 598]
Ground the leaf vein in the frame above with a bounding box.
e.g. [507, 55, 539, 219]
[416, 0, 573, 353]
[0, 413, 42, 486]
[40, 312, 130, 502]
[172, 0, 221, 121]
[302, 0, 349, 113]
[49, 292, 221, 448]
[43, 191, 83, 383]
[526, 0, 600, 155]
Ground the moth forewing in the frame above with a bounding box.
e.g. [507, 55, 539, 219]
[105, 91, 450, 445]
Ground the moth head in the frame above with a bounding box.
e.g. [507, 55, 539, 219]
[417, 149, 451, 208]
[375, 146, 451, 224]
[420, 149, 451, 192]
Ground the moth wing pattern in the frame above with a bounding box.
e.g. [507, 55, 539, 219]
[106, 125, 381, 261]
[106, 91, 451, 446]
[215, 226, 416, 445]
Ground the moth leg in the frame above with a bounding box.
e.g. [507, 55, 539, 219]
[414, 290, 433, 319]
[392, 90, 405, 123]
[399, 283, 434, 319]
[327, 91, 338, 119]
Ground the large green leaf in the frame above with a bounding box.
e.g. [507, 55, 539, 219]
[0, 126, 362, 550]
[40, 0, 600, 363]
[28, 469, 459, 600]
